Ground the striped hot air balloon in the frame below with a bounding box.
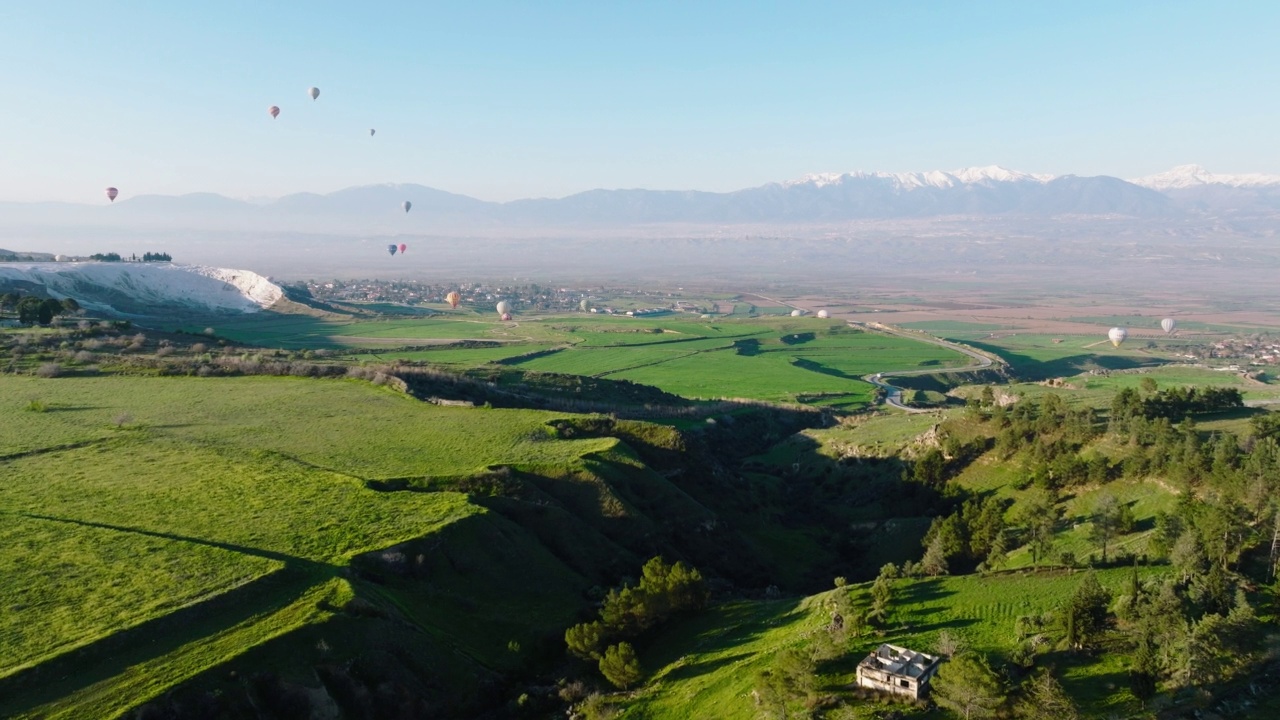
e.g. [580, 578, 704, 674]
[446, 291, 461, 309]
[268, 105, 280, 119]
[105, 187, 118, 202]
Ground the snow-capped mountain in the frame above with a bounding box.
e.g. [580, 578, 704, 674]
[784, 166, 1055, 190]
[0, 166, 1189, 233]
[1130, 164, 1280, 190]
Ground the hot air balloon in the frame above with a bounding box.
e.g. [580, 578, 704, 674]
[387, 244, 398, 256]
[105, 187, 118, 202]
[816, 310, 830, 319]
[268, 105, 280, 119]
[496, 301, 511, 317]
[579, 298, 589, 312]
[369, 129, 376, 136]
[398, 243, 407, 254]
[790, 309, 802, 317]
[1161, 318, 1176, 334]
[1108, 327, 1127, 348]
[402, 201, 412, 213]
[446, 291, 461, 309]
[308, 87, 320, 101]
[501, 313, 512, 321]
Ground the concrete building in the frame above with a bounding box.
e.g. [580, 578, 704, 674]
[855, 644, 942, 700]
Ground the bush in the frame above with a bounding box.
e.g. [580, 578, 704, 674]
[25, 399, 48, 412]
[36, 362, 62, 378]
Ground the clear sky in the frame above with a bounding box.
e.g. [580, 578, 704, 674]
[2, 1, 1277, 203]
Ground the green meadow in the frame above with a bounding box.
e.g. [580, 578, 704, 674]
[190, 313, 971, 407]
[626, 567, 1164, 720]
[0, 374, 614, 717]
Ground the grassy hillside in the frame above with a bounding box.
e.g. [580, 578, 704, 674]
[625, 567, 1165, 720]
[0, 373, 638, 718]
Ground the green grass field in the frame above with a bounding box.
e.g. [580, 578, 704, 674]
[0, 373, 617, 717]
[194, 313, 970, 407]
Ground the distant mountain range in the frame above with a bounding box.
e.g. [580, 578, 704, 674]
[2, 165, 1279, 234]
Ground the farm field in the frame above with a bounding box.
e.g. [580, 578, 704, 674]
[192, 312, 972, 407]
[625, 567, 1165, 720]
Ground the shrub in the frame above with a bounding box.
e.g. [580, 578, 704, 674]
[25, 399, 48, 412]
[36, 362, 62, 378]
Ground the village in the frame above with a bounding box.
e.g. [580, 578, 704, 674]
[295, 278, 708, 316]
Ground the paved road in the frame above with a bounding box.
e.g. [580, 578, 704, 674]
[854, 321, 1000, 413]
[739, 293, 1003, 413]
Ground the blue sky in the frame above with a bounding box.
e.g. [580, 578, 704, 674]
[2, 1, 1276, 202]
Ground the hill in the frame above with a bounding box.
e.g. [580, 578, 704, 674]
[0, 262, 283, 316]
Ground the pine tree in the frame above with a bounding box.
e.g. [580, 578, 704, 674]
[598, 642, 643, 689]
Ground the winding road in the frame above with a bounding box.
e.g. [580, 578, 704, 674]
[852, 321, 1000, 413]
[739, 293, 1004, 413]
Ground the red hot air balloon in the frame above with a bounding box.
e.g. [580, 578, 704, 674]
[105, 187, 119, 202]
[398, 243, 407, 254]
[268, 105, 280, 119]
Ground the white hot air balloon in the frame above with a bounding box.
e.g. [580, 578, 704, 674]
[496, 301, 512, 317]
[402, 201, 412, 213]
[308, 87, 320, 101]
[816, 310, 830, 319]
[1108, 327, 1128, 348]
[790, 309, 803, 317]
[1161, 318, 1176, 334]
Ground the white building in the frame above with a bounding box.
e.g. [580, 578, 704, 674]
[855, 644, 942, 700]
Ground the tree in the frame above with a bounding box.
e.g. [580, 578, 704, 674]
[1140, 377, 1158, 394]
[1015, 670, 1079, 720]
[932, 652, 1006, 720]
[16, 296, 44, 325]
[1088, 494, 1135, 564]
[39, 298, 62, 325]
[565, 620, 607, 660]
[922, 534, 949, 577]
[869, 574, 893, 626]
[1128, 629, 1159, 707]
[980, 385, 996, 407]
[754, 648, 816, 719]
[1062, 572, 1111, 650]
[598, 642, 643, 690]
[1019, 491, 1059, 566]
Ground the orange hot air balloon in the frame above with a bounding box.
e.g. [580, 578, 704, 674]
[268, 105, 280, 119]
[446, 291, 461, 309]
[105, 187, 118, 202]
[398, 243, 407, 254]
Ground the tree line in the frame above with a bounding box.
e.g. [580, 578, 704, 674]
[564, 556, 709, 690]
[0, 293, 79, 325]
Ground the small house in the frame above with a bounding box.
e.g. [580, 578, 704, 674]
[855, 644, 941, 700]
